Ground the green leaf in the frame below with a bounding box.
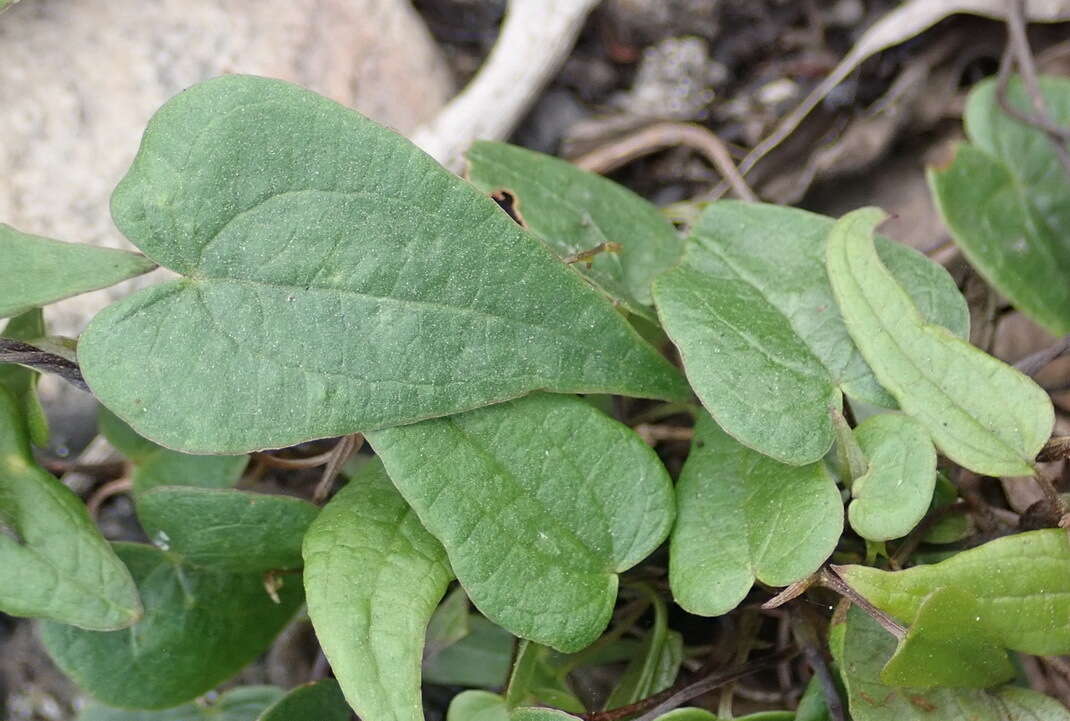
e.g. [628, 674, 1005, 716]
[76, 687, 285, 721]
[446, 691, 509, 721]
[136, 487, 318, 573]
[79, 75, 688, 455]
[0, 308, 49, 446]
[929, 76, 1070, 334]
[604, 589, 680, 708]
[834, 606, 1070, 721]
[368, 392, 675, 652]
[423, 614, 515, 688]
[825, 207, 1054, 476]
[837, 529, 1070, 656]
[257, 680, 349, 721]
[303, 458, 453, 721]
[41, 542, 303, 709]
[653, 201, 967, 465]
[848, 413, 937, 541]
[0, 387, 140, 629]
[425, 585, 471, 660]
[465, 140, 684, 317]
[0, 224, 155, 319]
[98, 409, 249, 495]
[669, 412, 842, 616]
[880, 587, 1014, 688]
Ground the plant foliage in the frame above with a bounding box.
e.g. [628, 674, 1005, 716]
[1, 72, 1068, 720]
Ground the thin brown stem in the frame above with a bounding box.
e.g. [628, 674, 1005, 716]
[821, 567, 906, 640]
[997, 0, 1070, 177]
[572, 122, 758, 203]
[86, 476, 133, 519]
[313, 434, 363, 503]
[792, 610, 845, 721]
[624, 648, 798, 721]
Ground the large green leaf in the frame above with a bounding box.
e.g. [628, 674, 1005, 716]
[838, 529, 1070, 656]
[834, 606, 1070, 721]
[0, 387, 140, 629]
[669, 412, 842, 616]
[98, 409, 248, 495]
[826, 207, 1053, 476]
[257, 680, 349, 721]
[653, 201, 967, 465]
[303, 458, 453, 721]
[78, 75, 688, 455]
[136, 486, 317, 573]
[465, 140, 683, 317]
[848, 413, 936, 542]
[0, 308, 49, 446]
[0, 224, 155, 319]
[77, 687, 285, 721]
[367, 392, 676, 652]
[929, 76, 1070, 334]
[423, 614, 515, 688]
[41, 542, 303, 709]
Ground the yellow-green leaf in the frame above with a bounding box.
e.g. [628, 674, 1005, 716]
[825, 207, 1053, 476]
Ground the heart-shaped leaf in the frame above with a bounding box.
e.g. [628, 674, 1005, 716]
[136, 487, 318, 573]
[848, 413, 937, 542]
[880, 587, 1014, 688]
[669, 412, 842, 616]
[834, 606, 1070, 721]
[1, 309, 49, 446]
[466, 141, 684, 318]
[77, 687, 285, 721]
[653, 201, 967, 465]
[303, 458, 453, 721]
[41, 542, 303, 709]
[78, 74, 688, 455]
[0, 386, 140, 630]
[929, 76, 1070, 334]
[0, 223, 156, 319]
[257, 680, 350, 721]
[826, 207, 1054, 476]
[367, 392, 675, 652]
[837, 529, 1070, 656]
[98, 409, 248, 495]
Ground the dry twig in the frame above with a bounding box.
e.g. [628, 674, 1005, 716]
[572, 122, 758, 203]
